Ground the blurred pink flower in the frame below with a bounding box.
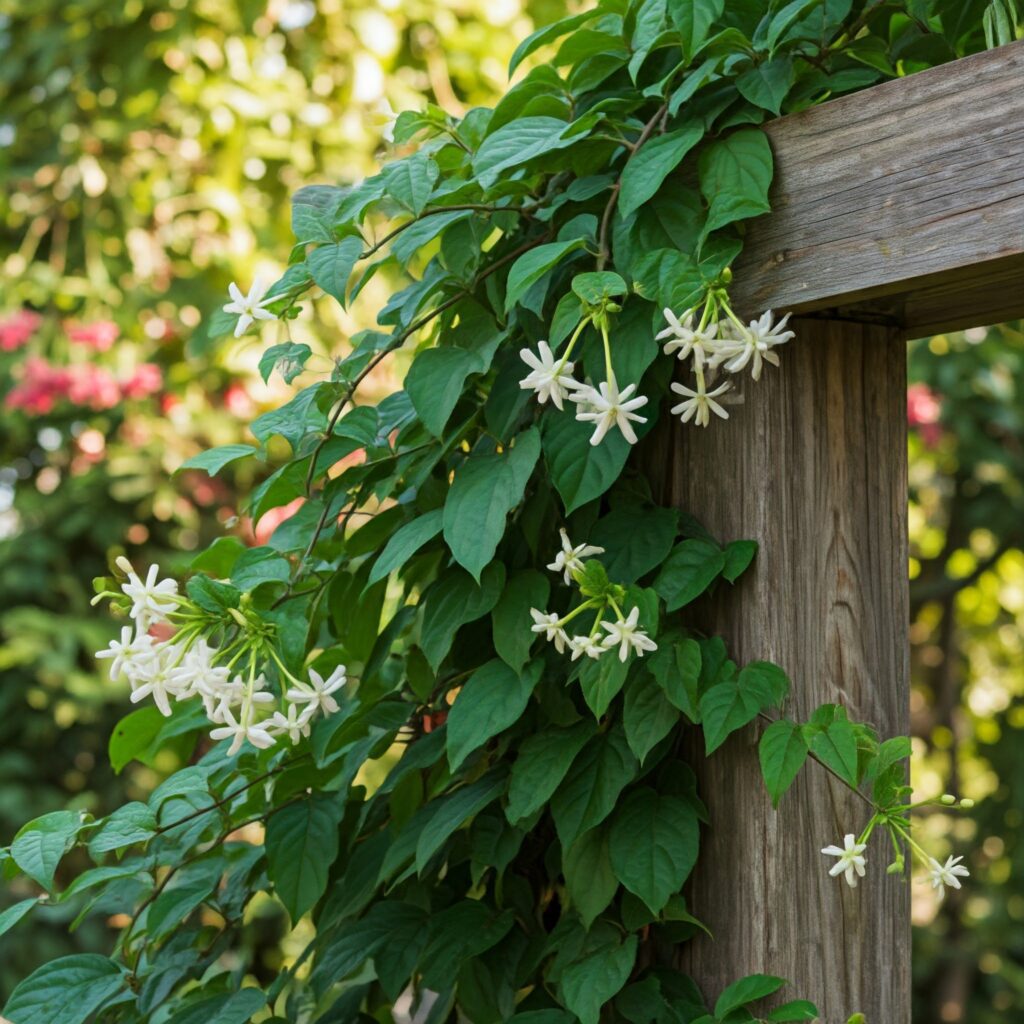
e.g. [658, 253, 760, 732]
[4, 356, 68, 413]
[907, 382, 942, 447]
[66, 365, 121, 409]
[66, 320, 119, 351]
[121, 363, 163, 399]
[0, 310, 42, 352]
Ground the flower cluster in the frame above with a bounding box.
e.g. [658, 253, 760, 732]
[95, 558, 345, 755]
[5, 355, 162, 415]
[821, 793, 974, 899]
[530, 529, 657, 663]
[661, 295, 793, 428]
[519, 313, 649, 448]
[518, 281, 795, 448]
[0, 310, 42, 352]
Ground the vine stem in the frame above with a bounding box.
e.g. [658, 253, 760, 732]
[755, 711, 878, 811]
[596, 101, 669, 270]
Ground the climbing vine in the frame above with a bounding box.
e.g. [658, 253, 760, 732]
[2, 2, 1012, 1022]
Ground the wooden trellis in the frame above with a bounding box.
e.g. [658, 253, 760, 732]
[655, 39, 1024, 1023]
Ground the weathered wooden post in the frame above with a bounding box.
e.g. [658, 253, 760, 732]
[651, 40, 1024, 1023]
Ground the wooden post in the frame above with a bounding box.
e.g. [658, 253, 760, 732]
[657, 320, 909, 1021]
[644, 40, 1024, 1017]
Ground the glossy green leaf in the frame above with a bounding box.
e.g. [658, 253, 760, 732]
[3, 955, 125, 1024]
[758, 720, 809, 807]
[619, 124, 703, 219]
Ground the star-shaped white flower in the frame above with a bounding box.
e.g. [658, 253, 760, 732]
[926, 854, 969, 900]
[519, 341, 578, 411]
[96, 626, 155, 681]
[269, 703, 316, 745]
[656, 308, 720, 368]
[287, 665, 346, 716]
[568, 634, 606, 661]
[572, 376, 648, 446]
[669, 378, 732, 428]
[116, 557, 179, 629]
[821, 833, 868, 888]
[719, 310, 793, 380]
[546, 528, 605, 585]
[128, 643, 187, 717]
[600, 606, 657, 663]
[223, 278, 276, 338]
[209, 705, 276, 756]
[530, 608, 567, 653]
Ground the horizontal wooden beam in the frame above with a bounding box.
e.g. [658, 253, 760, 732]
[732, 41, 1024, 337]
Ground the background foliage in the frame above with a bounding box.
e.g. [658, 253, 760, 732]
[1, 1, 1022, 1021]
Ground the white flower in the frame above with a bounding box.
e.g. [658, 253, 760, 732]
[718, 311, 793, 381]
[547, 528, 605, 585]
[287, 665, 346, 716]
[128, 642, 188, 717]
[821, 833, 868, 888]
[116, 557, 179, 629]
[96, 626, 155, 681]
[270, 703, 315, 744]
[600, 606, 657, 663]
[656, 308, 720, 368]
[568, 634, 606, 661]
[926, 855, 969, 900]
[209, 705, 276, 756]
[669, 378, 732, 428]
[572, 376, 648, 446]
[518, 341, 578, 411]
[530, 608, 567, 653]
[223, 278, 276, 338]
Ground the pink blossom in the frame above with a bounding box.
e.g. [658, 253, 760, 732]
[907, 382, 942, 447]
[65, 365, 121, 410]
[66, 320, 119, 351]
[121, 363, 163, 399]
[0, 310, 42, 352]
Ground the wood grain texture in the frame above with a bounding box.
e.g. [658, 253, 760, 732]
[731, 41, 1024, 335]
[651, 320, 909, 1022]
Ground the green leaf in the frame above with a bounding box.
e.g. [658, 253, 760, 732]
[504, 239, 587, 313]
[265, 795, 342, 923]
[699, 680, 761, 755]
[590, 504, 678, 584]
[758, 720, 809, 808]
[506, 721, 593, 825]
[551, 725, 637, 848]
[564, 826, 618, 928]
[624, 669, 680, 764]
[147, 857, 224, 939]
[714, 974, 786, 1018]
[229, 546, 291, 591]
[738, 660, 790, 707]
[420, 562, 505, 671]
[447, 660, 541, 771]
[415, 769, 508, 873]
[609, 788, 699, 913]
[0, 897, 38, 940]
[571, 271, 628, 305]
[11, 811, 83, 890]
[810, 717, 859, 787]
[722, 539, 757, 582]
[473, 116, 573, 187]
[767, 1000, 820, 1022]
[653, 538, 725, 611]
[736, 57, 795, 116]
[367, 509, 444, 586]
[650, 638, 702, 720]
[383, 152, 438, 215]
[492, 570, 550, 673]
[406, 334, 503, 437]
[543, 408, 631, 514]
[561, 936, 638, 1024]
[3, 955, 125, 1024]
[443, 428, 540, 580]
[165, 990, 268, 1024]
[108, 705, 164, 773]
[86, 802, 156, 856]
[667, 0, 724, 58]
[180, 444, 259, 477]
[619, 124, 704, 219]
[699, 129, 774, 238]
[308, 235, 363, 305]
[579, 653, 630, 718]
[259, 341, 312, 384]
[508, 11, 600, 73]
